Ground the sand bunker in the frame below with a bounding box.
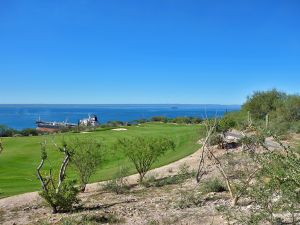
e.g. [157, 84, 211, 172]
[111, 128, 128, 131]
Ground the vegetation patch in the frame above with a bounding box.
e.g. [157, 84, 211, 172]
[200, 178, 228, 194]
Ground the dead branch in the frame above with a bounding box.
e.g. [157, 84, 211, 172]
[196, 118, 217, 183]
[57, 146, 71, 192]
[37, 155, 47, 191]
[196, 118, 261, 206]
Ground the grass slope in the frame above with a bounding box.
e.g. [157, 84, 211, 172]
[0, 123, 202, 198]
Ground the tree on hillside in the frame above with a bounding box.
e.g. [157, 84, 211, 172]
[242, 89, 286, 119]
[69, 138, 104, 192]
[117, 136, 175, 182]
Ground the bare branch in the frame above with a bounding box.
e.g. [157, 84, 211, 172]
[57, 146, 71, 192]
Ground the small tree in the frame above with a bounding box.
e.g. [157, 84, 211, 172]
[37, 140, 79, 213]
[69, 138, 104, 192]
[242, 89, 286, 120]
[117, 136, 175, 182]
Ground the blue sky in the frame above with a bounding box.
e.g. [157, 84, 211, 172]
[0, 0, 299, 104]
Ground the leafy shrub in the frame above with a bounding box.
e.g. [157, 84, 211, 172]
[217, 117, 236, 133]
[20, 128, 39, 136]
[60, 213, 124, 225]
[106, 121, 125, 127]
[37, 141, 80, 213]
[117, 136, 175, 182]
[0, 125, 17, 137]
[103, 166, 130, 194]
[201, 178, 227, 193]
[142, 164, 195, 188]
[151, 116, 168, 123]
[0, 139, 3, 154]
[175, 190, 203, 209]
[70, 138, 104, 192]
[210, 133, 223, 146]
[40, 180, 80, 213]
[171, 117, 202, 124]
[242, 89, 286, 120]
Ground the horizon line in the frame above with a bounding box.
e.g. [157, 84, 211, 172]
[0, 103, 242, 106]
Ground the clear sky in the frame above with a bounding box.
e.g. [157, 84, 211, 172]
[0, 0, 299, 104]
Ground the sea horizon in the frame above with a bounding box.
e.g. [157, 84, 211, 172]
[0, 104, 240, 130]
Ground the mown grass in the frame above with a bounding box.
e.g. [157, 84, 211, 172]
[0, 123, 202, 198]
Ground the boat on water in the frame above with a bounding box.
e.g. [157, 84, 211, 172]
[36, 114, 99, 132]
[79, 114, 99, 127]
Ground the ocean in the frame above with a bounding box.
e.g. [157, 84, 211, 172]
[0, 104, 240, 130]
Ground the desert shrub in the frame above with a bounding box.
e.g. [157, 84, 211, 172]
[37, 141, 79, 213]
[175, 190, 203, 209]
[60, 213, 124, 225]
[217, 116, 236, 133]
[242, 89, 286, 120]
[106, 121, 124, 127]
[0, 125, 17, 137]
[81, 214, 124, 224]
[151, 116, 168, 123]
[276, 95, 300, 121]
[20, 128, 39, 136]
[40, 180, 80, 213]
[250, 147, 300, 224]
[0, 139, 3, 154]
[133, 118, 149, 124]
[69, 138, 104, 192]
[210, 133, 223, 146]
[171, 116, 202, 124]
[103, 166, 130, 194]
[201, 178, 227, 193]
[219, 132, 300, 225]
[143, 164, 195, 188]
[117, 136, 175, 182]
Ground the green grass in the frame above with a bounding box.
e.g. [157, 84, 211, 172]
[0, 123, 202, 198]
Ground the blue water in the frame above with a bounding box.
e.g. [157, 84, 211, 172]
[0, 104, 240, 130]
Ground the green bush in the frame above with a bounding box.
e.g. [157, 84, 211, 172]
[142, 164, 195, 188]
[0, 125, 17, 137]
[103, 166, 130, 194]
[151, 116, 168, 123]
[217, 117, 236, 133]
[60, 213, 124, 225]
[70, 138, 104, 192]
[40, 180, 80, 213]
[175, 190, 203, 209]
[210, 133, 223, 146]
[201, 178, 227, 193]
[242, 89, 286, 120]
[20, 128, 39, 136]
[117, 136, 175, 182]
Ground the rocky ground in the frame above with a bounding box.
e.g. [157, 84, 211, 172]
[1, 176, 229, 225]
